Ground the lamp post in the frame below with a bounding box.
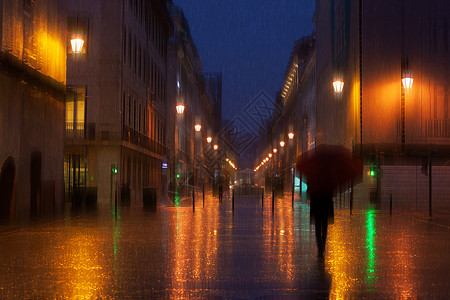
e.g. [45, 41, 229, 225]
[175, 103, 185, 200]
[401, 58, 413, 148]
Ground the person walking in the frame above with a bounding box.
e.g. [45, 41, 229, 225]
[309, 189, 334, 258]
[296, 144, 363, 259]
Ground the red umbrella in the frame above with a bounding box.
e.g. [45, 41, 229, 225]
[296, 144, 363, 193]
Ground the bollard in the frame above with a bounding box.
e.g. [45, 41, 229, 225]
[292, 171, 295, 208]
[272, 188, 275, 212]
[193, 189, 195, 212]
[350, 182, 353, 216]
[390, 193, 392, 215]
[429, 153, 432, 218]
[232, 189, 235, 212]
[262, 188, 264, 207]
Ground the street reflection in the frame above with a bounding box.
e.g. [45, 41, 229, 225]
[274, 197, 295, 281]
[326, 210, 361, 298]
[54, 232, 106, 298]
[387, 219, 416, 298]
[365, 208, 377, 288]
[169, 202, 219, 297]
[0, 194, 446, 298]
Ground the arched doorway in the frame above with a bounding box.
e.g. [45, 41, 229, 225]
[30, 151, 42, 217]
[0, 157, 16, 219]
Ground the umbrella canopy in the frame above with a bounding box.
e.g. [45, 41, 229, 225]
[296, 144, 363, 193]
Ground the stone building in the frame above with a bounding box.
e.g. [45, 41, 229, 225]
[0, 0, 67, 219]
[65, 0, 172, 208]
[315, 0, 450, 155]
[166, 2, 217, 201]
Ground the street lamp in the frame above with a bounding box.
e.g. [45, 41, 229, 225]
[273, 148, 278, 154]
[206, 136, 212, 143]
[288, 132, 294, 140]
[268, 153, 273, 158]
[176, 103, 185, 114]
[194, 123, 202, 132]
[402, 72, 414, 89]
[279, 141, 285, 147]
[70, 34, 84, 53]
[333, 79, 344, 93]
[213, 144, 218, 150]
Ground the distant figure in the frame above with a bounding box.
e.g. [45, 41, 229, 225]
[218, 184, 223, 203]
[309, 189, 334, 258]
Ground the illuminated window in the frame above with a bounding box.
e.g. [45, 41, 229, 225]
[66, 87, 86, 139]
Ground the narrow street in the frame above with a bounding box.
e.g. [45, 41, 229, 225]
[0, 192, 448, 298]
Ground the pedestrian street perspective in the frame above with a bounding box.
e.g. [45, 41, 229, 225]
[0, 0, 450, 298]
[0, 193, 448, 298]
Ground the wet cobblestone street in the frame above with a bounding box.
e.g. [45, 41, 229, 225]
[0, 193, 449, 299]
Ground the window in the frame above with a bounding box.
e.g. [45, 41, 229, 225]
[123, 27, 127, 62]
[128, 95, 132, 126]
[66, 87, 86, 139]
[128, 31, 132, 66]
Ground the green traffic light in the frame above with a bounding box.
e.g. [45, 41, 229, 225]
[370, 170, 375, 177]
[176, 174, 180, 178]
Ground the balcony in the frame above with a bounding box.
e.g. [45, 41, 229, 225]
[66, 122, 95, 141]
[66, 122, 85, 140]
[122, 125, 167, 155]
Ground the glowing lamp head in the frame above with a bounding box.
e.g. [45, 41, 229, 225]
[333, 80, 344, 93]
[402, 73, 414, 89]
[194, 124, 202, 132]
[206, 136, 212, 143]
[213, 144, 218, 150]
[70, 34, 84, 53]
[279, 141, 285, 147]
[288, 132, 294, 140]
[176, 104, 185, 114]
[268, 153, 273, 158]
[273, 148, 277, 153]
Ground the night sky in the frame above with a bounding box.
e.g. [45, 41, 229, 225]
[174, 0, 315, 121]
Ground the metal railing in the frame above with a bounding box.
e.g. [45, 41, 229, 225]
[426, 119, 450, 138]
[65, 122, 85, 140]
[122, 125, 167, 155]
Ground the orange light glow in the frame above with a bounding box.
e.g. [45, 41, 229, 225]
[194, 124, 202, 132]
[206, 136, 212, 143]
[280, 141, 285, 147]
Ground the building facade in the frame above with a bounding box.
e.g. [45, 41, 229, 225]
[256, 35, 315, 194]
[315, 0, 450, 155]
[166, 3, 218, 202]
[65, 0, 172, 208]
[0, 0, 67, 219]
